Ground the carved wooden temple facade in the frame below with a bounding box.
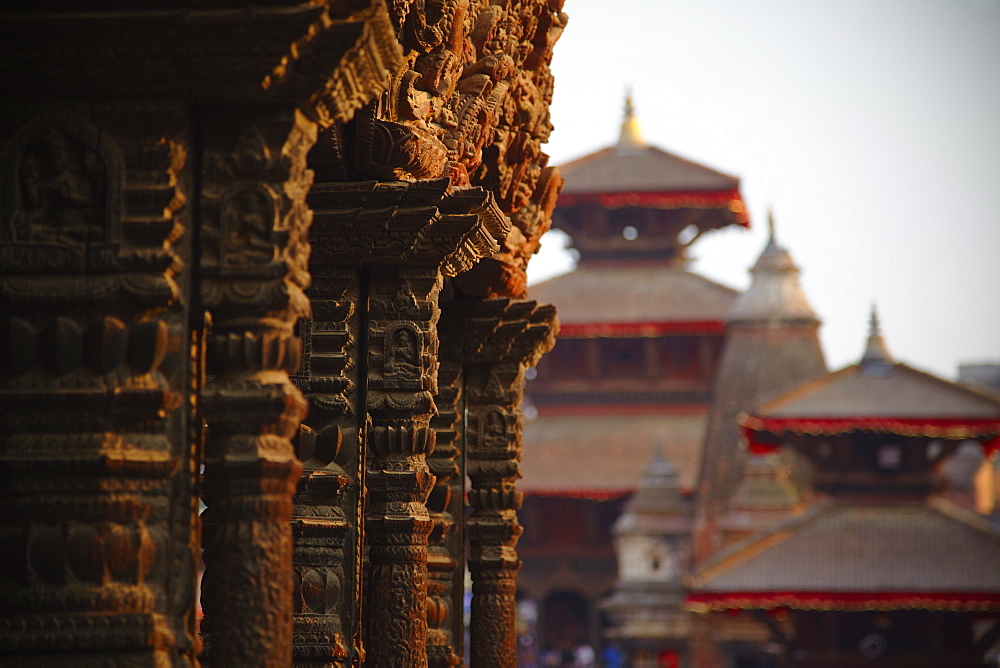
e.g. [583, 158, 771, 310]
[0, 2, 567, 666]
[517, 99, 749, 659]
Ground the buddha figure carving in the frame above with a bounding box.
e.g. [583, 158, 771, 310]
[222, 187, 274, 265]
[482, 409, 507, 450]
[386, 326, 420, 380]
[15, 129, 106, 245]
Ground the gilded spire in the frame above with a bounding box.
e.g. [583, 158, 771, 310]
[860, 304, 893, 368]
[618, 87, 645, 148]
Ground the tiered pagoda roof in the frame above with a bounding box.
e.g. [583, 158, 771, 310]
[522, 95, 752, 496]
[743, 311, 1000, 456]
[557, 95, 748, 227]
[549, 94, 748, 266]
[688, 314, 1000, 613]
[688, 499, 1000, 612]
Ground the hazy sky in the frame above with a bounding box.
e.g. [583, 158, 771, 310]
[527, 0, 1000, 380]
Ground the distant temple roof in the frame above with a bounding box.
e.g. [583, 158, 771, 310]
[617, 444, 689, 520]
[754, 363, 1000, 421]
[520, 413, 706, 495]
[740, 312, 1000, 455]
[559, 144, 742, 196]
[687, 499, 1000, 612]
[555, 94, 749, 226]
[528, 264, 738, 329]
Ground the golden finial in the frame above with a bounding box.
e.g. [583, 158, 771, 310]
[618, 86, 645, 148]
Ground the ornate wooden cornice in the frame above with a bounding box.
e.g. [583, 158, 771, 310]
[0, 2, 403, 123]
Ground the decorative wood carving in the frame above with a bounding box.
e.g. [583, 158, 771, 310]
[1, 0, 564, 665]
[292, 151, 371, 666]
[0, 104, 194, 666]
[343, 0, 568, 299]
[290, 273, 363, 665]
[303, 172, 509, 664]
[426, 353, 465, 666]
[445, 297, 558, 665]
[197, 109, 314, 666]
[361, 181, 508, 667]
[365, 265, 440, 668]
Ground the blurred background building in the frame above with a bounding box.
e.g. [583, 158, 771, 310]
[515, 99, 1000, 667]
[517, 96, 748, 663]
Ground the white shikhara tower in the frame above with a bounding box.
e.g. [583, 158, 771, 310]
[693, 214, 828, 561]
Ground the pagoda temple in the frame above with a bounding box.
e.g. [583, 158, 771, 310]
[516, 95, 749, 659]
[686, 312, 1000, 667]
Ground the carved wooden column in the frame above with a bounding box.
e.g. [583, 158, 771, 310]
[289, 255, 363, 666]
[462, 299, 557, 666]
[427, 351, 465, 666]
[299, 172, 507, 666]
[365, 263, 441, 668]
[283, 3, 404, 660]
[0, 104, 196, 665]
[292, 175, 399, 666]
[355, 181, 508, 667]
[198, 108, 314, 666]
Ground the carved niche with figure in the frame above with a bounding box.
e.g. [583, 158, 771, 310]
[10, 128, 110, 246]
[221, 185, 277, 267]
[384, 323, 424, 389]
[3, 117, 123, 264]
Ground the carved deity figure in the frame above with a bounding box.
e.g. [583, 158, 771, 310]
[14, 129, 106, 244]
[222, 187, 274, 265]
[386, 326, 421, 379]
[482, 409, 506, 449]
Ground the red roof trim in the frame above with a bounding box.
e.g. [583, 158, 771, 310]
[557, 188, 750, 226]
[686, 591, 1000, 613]
[537, 403, 708, 418]
[741, 416, 1000, 458]
[558, 321, 726, 338]
[522, 489, 633, 500]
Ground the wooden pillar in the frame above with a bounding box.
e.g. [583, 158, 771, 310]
[198, 107, 315, 666]
[285, 5, 404, 659]
[298, 179, 504, 667]
[461, 299, 557, 666]
[364, 262, 442, 668]
[0, 102, 195, 666]
[290, 251, 365, 666]
[427, 354, 466, 666]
